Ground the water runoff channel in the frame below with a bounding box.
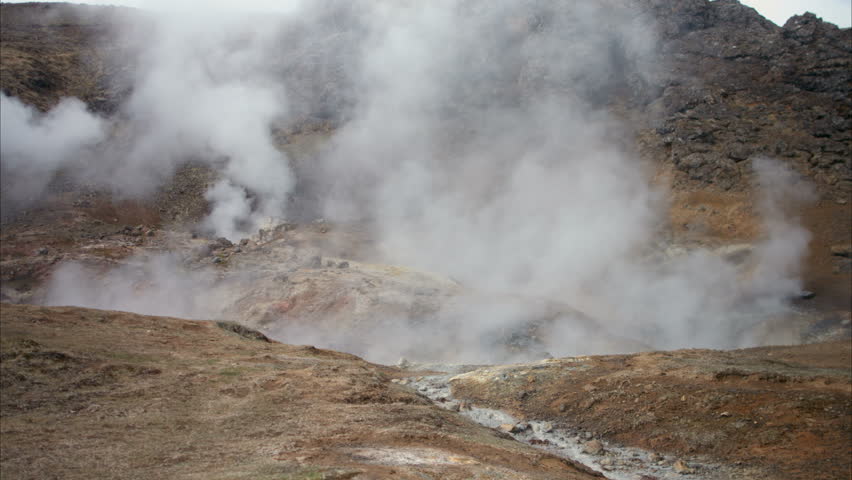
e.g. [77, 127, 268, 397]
[397, 363, 732, 480]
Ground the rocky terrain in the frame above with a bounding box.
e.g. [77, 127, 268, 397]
[0, 1, 850, 479]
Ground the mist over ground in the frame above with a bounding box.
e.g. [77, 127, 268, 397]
[2, 0, 821, 363]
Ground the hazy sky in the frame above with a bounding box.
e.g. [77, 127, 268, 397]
[741, 0, 850, 28]
[2, 0, 850, 27]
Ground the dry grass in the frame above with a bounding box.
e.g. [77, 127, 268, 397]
[0, 304, 596, 480]
[88, 198, 161, 227]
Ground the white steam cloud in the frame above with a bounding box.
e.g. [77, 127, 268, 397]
[12, 0, 820, 362]
[0, 94, 107, 215]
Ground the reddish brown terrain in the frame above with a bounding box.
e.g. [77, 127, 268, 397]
[449, 342, 851, 480]
[1, 303, 600, 480]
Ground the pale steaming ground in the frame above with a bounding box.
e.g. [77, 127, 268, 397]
[5, 1, 819, 362]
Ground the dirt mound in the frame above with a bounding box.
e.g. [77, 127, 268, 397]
[449, 341, 852, 480]
[0, 303, 599, 480]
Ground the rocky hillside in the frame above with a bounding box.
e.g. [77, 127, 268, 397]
[1, 1, 849, 196]
[636, 0, 851, 197]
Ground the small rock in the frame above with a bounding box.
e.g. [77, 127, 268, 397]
[558, 403, 568, 412]
[798, 290, 816, 300]
[830, 244, 851, 258]
[511, 422, 529, 433]
[600, 457, 613, 467]
[338, 261, 350, 269]
[648, 452, 663, 463]
[145, 229, 155, 237]
[583, 439, 604, 455]
[498, 423, 516, 433]
[37, 247, 49, 256]
[673, 459, 695, 474]
[396, 357, 411, 369]
[533, 422, 553, 434]
[308, 256, 322, 268]
[212, 257, 223, 264]
[448, 402, 461, 412]
[239, 238, 249, 246]
[719, 411, 732, 417]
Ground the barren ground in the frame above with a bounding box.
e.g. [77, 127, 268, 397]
[0, 303, 599, 480]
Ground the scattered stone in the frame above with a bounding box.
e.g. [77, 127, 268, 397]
[212, 257, 223, 264]
[215, 321, 270, 342]
[338, 261, 350, 269]
[210, 237, 233, 249]
[648, 452, 663, 463]
[533, 422, 553, 434]
[719, 411, 732, 417]
[499, 422, 529, 434]
[673, 460, 695, 474]
[830, 244, 851, 257]
[239, 238, 249, 246]
[498, 423, 516, 433]
[37, 247, 49, 256]
[583, 439, 604, 455]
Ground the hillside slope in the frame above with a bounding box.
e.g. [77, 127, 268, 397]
[0, 303, 599, 480]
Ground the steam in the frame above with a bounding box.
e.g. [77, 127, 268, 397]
[43, 254, 229, 320]
[99, 11, 295, 238]
[1, 8, 296, 238]
[0, 94, 106, 216]
[12, 1, 820, 362]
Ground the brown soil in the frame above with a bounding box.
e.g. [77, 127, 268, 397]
[668, 188, 852, 312]
[449, 342, 852, 480]
[0, 303, 599, 480]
